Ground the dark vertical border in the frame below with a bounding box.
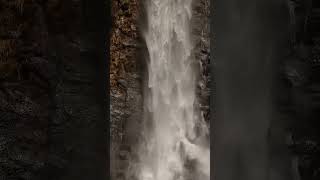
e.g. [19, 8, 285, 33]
[210, 0, 214, 180]
[81, 0, 110, 179]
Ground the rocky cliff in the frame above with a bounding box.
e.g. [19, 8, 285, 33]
[109, 0, 210, 180]
[0, 1, 64, 179]
[0, 0, 108, 179]
[110, 0, 143, 179]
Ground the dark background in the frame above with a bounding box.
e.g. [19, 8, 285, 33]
[212, 0, 320, 180]
[0, 0, 109, 179]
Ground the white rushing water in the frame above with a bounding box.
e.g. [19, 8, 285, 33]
[137, 0, 210, 180]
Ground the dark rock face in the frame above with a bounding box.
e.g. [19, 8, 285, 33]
[110, 0, 143, 179]
[0, 1, 52, 179]
[0, 1, 108, 180]
[280, 1, 320, 179]
[191, 0, 210, 127]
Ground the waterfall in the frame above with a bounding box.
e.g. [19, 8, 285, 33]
[136, 0, 210, 180]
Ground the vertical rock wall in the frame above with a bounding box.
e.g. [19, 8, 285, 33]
[0, 0, 80, 179]
[192, 0, 211, 127]
[110, 0, 210, 180]
[110, 0, 143, 180]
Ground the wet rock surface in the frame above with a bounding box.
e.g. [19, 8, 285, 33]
[110, 0, 210, 179]
[110, 0, 143, 179]
[192, 0, 210, 127]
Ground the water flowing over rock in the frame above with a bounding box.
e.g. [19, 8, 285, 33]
[136, 1, 210, 180]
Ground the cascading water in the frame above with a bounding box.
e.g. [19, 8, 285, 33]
[137, 0, 210, 180]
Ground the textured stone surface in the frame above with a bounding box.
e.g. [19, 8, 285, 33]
[109, 0, 210, 180]
[0, 0, 108, 179]
[110, 0, 142, 179]
[192, 0, 210, 126]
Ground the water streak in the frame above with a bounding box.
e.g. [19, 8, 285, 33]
[138, 0, 210, 180]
